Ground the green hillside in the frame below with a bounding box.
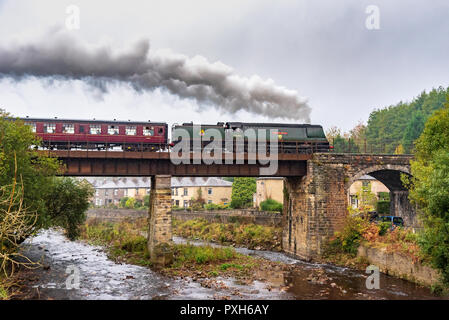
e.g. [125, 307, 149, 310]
[365, 86, 449, 154]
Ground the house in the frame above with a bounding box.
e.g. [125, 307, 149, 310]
[254, 177, 285, 208]
[86, 176, 232, 209]
[171, 177, 232, 208]
[87, 177, 151, 207]
[349, 175, 389, 209]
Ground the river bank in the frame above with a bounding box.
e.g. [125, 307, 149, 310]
[10, 226, 445, 300]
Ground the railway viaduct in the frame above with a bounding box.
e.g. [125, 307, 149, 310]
[46, 150, 415, 263]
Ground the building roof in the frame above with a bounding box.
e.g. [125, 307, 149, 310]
[85, 177, 150, 189]
[171, 177, 232, 187]
[358, 175, 375, 180]
[84, 176, 232, 189]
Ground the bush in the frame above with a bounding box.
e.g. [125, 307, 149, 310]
[326, 213, 370, 256]
[378, 221, 392, 236]
[378, 192, 390, 201]
[260, 198, 283, 213]
[204, 203, 229, 211]
[120, 197, 129, 208]
[376, 200, 390, 214]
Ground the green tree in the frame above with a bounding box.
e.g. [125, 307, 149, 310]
[143, 195, 150, 207]
[44, 178, 94, 240]
[120, 197, 129, 208]
[125, 197, 136, 209]
[0, 110, 60, 232]
[365, 86, 449, 154]
[230, 177, 256, 208]
[407, 96, 449, 285]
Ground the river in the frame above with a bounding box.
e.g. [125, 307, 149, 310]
[17, 229, 444, 300]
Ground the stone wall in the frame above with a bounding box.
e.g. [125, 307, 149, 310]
[86, 208, 282, 227]
[173, 209, 282, 227]
[357, 244, 440, 287]
[87, 208, 147, 221]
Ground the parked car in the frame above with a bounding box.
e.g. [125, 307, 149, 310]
[376, 216, 404, 228]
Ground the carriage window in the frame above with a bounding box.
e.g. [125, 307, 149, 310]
[158, 128, 164, 135]
[62, 124, 74, 134]
[108, 125, 119, 135]
[43, 123, 56, 133]
[90, 125, 102, 135]
[126, 126, 136, 135]
[25, 122, 36, 133]
[143, 126, 154, 136]
[79, 126, 85, 133]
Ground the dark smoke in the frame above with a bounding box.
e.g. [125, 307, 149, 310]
[0, 30, 311, 121]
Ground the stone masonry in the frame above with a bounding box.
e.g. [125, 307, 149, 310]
[147, 175, 173, 266]
[282, 153, 415, 261]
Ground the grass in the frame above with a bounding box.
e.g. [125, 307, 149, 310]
[80, 218, 151, 266]
[172, 218, 282, 251]
[80, 218, 265, 279]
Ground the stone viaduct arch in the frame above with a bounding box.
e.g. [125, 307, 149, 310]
[282, 153, 415, 261]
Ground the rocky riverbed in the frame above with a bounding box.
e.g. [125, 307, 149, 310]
[14, 229, 445, 300]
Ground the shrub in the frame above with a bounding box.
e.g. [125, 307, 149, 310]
[260, 198, 283, 213]
[378, 192, 390, 201]
[376, 200, 390, 214]
[326, 213, 370, 256]
[378, 221, 392, 236]
[204, 203, 229, 211]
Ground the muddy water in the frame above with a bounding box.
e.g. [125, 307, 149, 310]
[173, 237, 445, 300]
[19, 230, 444, 300]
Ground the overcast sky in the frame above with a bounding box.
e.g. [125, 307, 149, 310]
[0, 0, 448, 132]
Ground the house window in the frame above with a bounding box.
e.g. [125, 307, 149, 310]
[108, 125, 119, 135]
[175, 188, 178, 196]
[183, 188, 188, 196]
[183, 200, 188, 208]
[143, 126, 154, 136]
[25, 122, 36, 133]
[114, 189, 118, 196]
[126, 126, 136, 135]
[43, 123, 56, 133]
[62, 124, 74, 134]
[175, 200, 179, 206]
[146, 188, 150, 194]
[208, 188, 212, 195]
[95, 198, 101, 206]
[95, 190, 99, 197]
[124, 189, 128, 196]
[208, 200, 212, 204]
[90, 125, 101, 135]
[105, 190, 109, 196]
[350, 195, 358, 208]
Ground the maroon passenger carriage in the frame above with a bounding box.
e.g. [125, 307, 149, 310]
[20, 117, 168, 152]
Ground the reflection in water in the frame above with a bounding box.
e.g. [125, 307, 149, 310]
[173, 236, 445, 300]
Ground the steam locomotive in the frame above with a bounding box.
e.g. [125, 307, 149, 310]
[172, 122, 330, 153]
[17, 117, 330, 153]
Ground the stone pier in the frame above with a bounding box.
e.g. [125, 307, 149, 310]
[147, 175, 173, 266]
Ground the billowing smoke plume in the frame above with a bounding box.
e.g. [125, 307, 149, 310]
[0, 30, 311, 121]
